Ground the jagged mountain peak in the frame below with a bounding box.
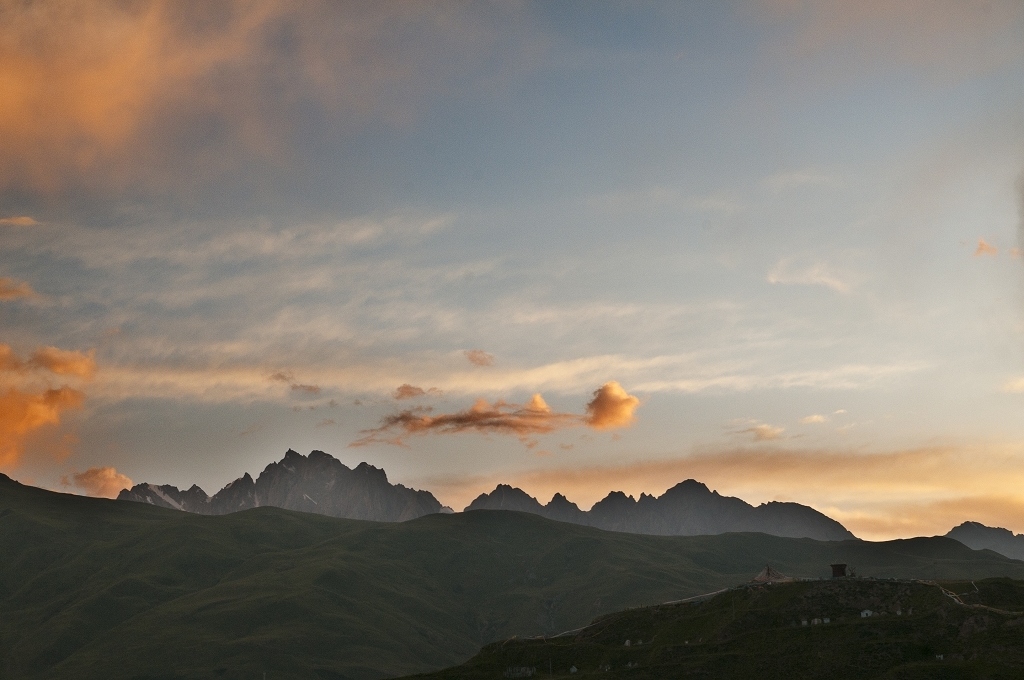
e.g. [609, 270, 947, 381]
[119, 449, 441, 522]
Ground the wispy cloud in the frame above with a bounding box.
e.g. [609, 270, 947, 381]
[739, 423, 785, 441]
[0, 216, 38, 227]
[0, 1, 544, 206]
[351, 381, 640, 447]
[800, 414, 827, 424]
[464, 349, 494, 366]
[0, 277, 38, 301]
[393, 384, 441, 400]
[767, 257, 851, 292]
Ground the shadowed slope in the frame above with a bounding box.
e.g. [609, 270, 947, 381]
[3, 474, 1024, 679]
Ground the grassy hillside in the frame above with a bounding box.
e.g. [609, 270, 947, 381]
[3, 474, 1024, 680]
[410, 578, 1024, 679]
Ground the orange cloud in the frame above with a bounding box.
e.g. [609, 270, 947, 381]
[974, 238, 998, 256]
[353, 382, 640, 447]
[0, 2, 540, 196]
[27, 347, 96, 378]
[268, 371, 294, 383]
[0, 277, 37, 301]
[62, 466, 132, 498]
[0, 343, 95, 469]
[394, 384, 426, 399]
[393, 384, 442, 400]
[0, 215, 38, 227]
[0, 387, 84, 468]
[464, 349, 495, 366]
[585, 381, 640, 429]
[290, 383, 321, 395]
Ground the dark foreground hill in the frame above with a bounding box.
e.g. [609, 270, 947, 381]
[467, 481, 855, 541]
[412, 578, 1024, 679]
[4, 474, 1024, 680]
[118, 448, 445, 521]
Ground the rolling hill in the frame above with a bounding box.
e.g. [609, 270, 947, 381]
[409, 577, 1024, 679]
[4, 473, 1024, 679]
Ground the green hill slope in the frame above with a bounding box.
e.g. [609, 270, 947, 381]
[3, 474, 1024, 680]
[410, 578, 1024, 679]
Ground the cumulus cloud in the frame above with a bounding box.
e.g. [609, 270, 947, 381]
[0, 277, 37, 301]
[585, 381, 640, 429]
[0, 387, 85, 468]
[800, 414, 826, 424]
[464, 349, 495, 366]
[0, 343, 94, 468]
[974, 238, 998, 256]
[352, 381, 640, 447]
[0, 215, 38, 227]
[62, 466, 132, 498]
[767, 258, 850, 292]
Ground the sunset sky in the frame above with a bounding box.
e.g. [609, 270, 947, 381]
[3, 1, 1024, 540]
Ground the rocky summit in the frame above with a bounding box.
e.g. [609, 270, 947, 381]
[117, 449, 444, 522]
[465, 480, 856, 541]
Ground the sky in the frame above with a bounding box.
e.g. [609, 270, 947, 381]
[2, 1, 1024, 540]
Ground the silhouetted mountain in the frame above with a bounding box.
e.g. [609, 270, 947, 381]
[118, 449, 443, 521]
[946, 521, 1024, 561]
[466, 479, 856, 541]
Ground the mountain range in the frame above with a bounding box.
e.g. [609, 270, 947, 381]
[118, 449, 856, 541]
[465, 481, 857, 541]
[117, 449, 1024, 552]
[117, 448, 445, 521]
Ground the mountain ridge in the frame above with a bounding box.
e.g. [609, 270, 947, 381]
[118, 448, 445, 522]
[946, 521, 1024, 561]
[465, 480, 857, 542]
